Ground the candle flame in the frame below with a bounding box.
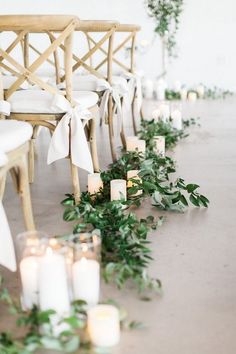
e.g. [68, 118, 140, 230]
[49, 238, 58, 247]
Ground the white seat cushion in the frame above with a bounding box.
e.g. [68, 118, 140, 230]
[71, 74, 129, 96]
[8, 90, 98, 114]
[0, 120, 33, 153]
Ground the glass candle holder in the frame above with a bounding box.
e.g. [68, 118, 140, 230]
[110, 179, 127, 201]
[88, 173, 103, 195]
[72, 232, 101, 306]
[16, 231, 71, 316]
[16, 231, 48, 310]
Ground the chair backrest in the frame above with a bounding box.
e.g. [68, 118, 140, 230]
[0, 15, 79, 103]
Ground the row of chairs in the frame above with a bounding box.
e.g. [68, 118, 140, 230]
[0, 15, 142, 233]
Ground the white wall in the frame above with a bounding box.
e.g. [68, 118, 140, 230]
[0, 0, 235, 89]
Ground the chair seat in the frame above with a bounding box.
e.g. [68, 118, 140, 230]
[0, 120, 33, 153]
[8, 90, 99, 114]
[71, 74, 129, 96]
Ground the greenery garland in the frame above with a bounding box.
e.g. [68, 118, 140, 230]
[146, 0, 184, 57]
[0, 116, 209, 353]
[61, 117, 209, 293]
[165, 86, 233, 101]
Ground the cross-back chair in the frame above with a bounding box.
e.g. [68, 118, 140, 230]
[0, 15, 100, 203]
[86, 23, 142, 135]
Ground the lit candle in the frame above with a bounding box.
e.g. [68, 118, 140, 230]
[188, 91, 197, 102]
[158, 103, 170, 122]
[39, 247, 70, 316]
[171, 109, 182, 130]
[88, 173, 103, 195]
[126, 137, 146, 153]
[180, 88, 188, 100]
[72, 255, 100, 306]
[20, 251, 39, 309]
[127, 170, 142, 196]
[196, 85, 205, 98]
[143, 79, 153, 99]
[153, 136, 165, 156]
[110, 179, 127, 201]
[87, 305, 120, 348]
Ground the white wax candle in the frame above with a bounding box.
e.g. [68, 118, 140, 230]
[155, 81, 165, 101]
[153, 136, 165, 156]
[180, 88, 187, 100]
[143, 79, 153, 99]
[126, 138, 146, 153]
[88, 173, 103, 194]
[127, 170, 142, 196]
[171, 109, 182, 130]
[188, 91, 197, 102]
[87, 305, 120, 348]
[39, 247, 70, 316]
[152, 108, 161, 121]
[110, 179, 127, 201]
[158, 103, 170, 122]
[72, 257, 100, 305]
[20, 255, 39, 309]
[173, 80, 182, 92]
[196, 85, 205, 98]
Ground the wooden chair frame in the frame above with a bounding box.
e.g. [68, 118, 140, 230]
[0, 15, 100, 203]
[86, 24, 142, 135]
[0, 142, 35, 231]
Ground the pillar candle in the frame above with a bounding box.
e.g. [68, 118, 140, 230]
[153, 136, 165, 156]
[155, 81, 165, 101]
[127, 170, 142, 196]
[171, 109, 182, 130]
[158, 103, 170, 122]
[126, 137, 146, 153]
[143, 79, 153, 99]
[72, 257, 100, 305]
[188, 91, 197, 102]
[110, 179, 127, 201]
[20, 254, 39, 309]
[39, 247, 70, 316]
[196, 85, 205, 98]
[180, 88, 188, 100]
[88, 173, 103, 194]
[87, 305, 120, 348]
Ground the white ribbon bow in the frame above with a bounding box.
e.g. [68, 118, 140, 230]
[122, 73, 143, 121]
[99, 87, 123, 131]
[47, 94, 94, 173]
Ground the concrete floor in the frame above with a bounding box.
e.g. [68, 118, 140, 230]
[1, 97, 236, 354]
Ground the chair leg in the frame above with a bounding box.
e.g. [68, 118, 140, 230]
[108, 96, 117, 162]
[89, 118, 100, 172]
[70, 160, 80, 205]
[18, 154, 35, 231]
[28, 126, 39, 184]
[0, 174, 6, 201]
[28, 138, 35, 184]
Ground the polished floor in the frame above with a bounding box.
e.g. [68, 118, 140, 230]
[1, 97, 236, 354]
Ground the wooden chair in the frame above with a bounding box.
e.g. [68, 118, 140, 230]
[86, 23, 142, 135]
[0, 15, 100, 204]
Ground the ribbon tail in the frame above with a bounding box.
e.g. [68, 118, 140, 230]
[70, 112, 93, 173]
[99, 90, 110, 124]
[47, 113, 70, 164]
